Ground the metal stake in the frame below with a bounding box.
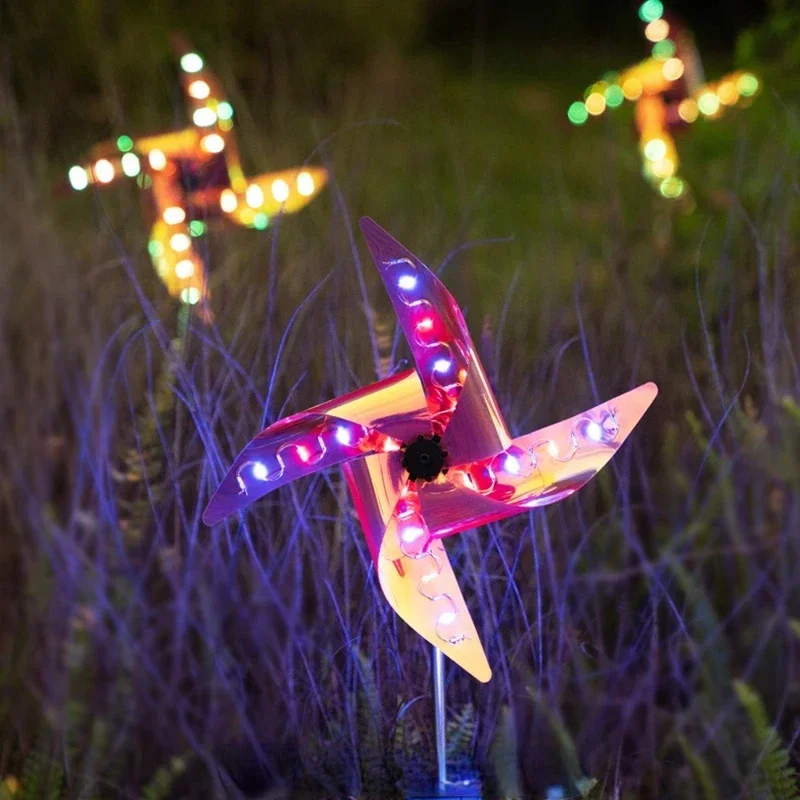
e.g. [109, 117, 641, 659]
[433, 645, 447, 793]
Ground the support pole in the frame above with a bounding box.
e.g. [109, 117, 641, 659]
[433, 645, 447, 793]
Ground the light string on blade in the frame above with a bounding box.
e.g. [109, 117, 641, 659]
[234, 419, 397, 496]
[567, 0, 760, 199]
[385, 257, 467, 436]
[395, 489, 470, 646]
[63, 40, 328, 315]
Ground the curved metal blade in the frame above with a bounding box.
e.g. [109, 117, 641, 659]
[359, 217, 508, 452]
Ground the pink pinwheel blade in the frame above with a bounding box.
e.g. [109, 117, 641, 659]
[203, 370, 431, 525]
[359, 217, 510, 462]
[415, 382, 659, 537]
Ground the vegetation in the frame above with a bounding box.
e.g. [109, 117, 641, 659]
[1, 2, 799, 797]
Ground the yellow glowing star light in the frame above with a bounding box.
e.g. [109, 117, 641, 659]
[62, 35, 329, 316]
[567, 1, 760, 199]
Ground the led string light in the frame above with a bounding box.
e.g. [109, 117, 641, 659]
[62, 37, 329, 315]
[201, 217, 658, 682]
[567, 1, 760, 199]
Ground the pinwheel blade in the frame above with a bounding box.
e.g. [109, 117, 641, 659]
[432, 383, 658, 533]
[204, 370, 430, 526]
[375, 483, 492, 682]
[359, 217, 510, 461]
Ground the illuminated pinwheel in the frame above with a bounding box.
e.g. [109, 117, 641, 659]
[568, 0, 760, 199]
[203, 218, 658, 681]
[63, 36, 327, 311]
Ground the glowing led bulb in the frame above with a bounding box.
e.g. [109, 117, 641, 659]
[193, 107, 217, 127]
[68, 166, 88, 190]
[246, 184, 264, 208]
[271, 179, 290, 202]
[94, 159, 115, 183]
[438, 611, 457, 626]
[433, 358, 451, 374]
[698, 92, 720, 116]
[220, 189, 238, 213]
[296, 171, 315, 196]
[678, 98, 699, 123]
[567, 101, 589, 125]
[397, 274, 417, 290]
[188, 80, 210, 99]
[170, 233, 191, 252]
[335, 426, 351, 445]
[121, 152, 140, 177]
[584, 92, 606, 116]
[401, 526, 425, 543]
[504, 455, 521, 474]
[662, 58, 684, 81]
[622, 78, 643, 100]
[604, 84, 624, 108]
[180, 287, 201, 304]
[175, 259, 195, 279]
[643, 138, 667, 161]
[149, 149, 167, 170]
[659, 176, 685, 198]
[717, 81, 738, 105]
[217, 101, 234, 120]
[180, 53, 204, 73]
[253, 213, 268, 230]
[547, 441, 559, 457]
[586, 421, 603, 442]
[296, 445, 311, 463]
[163, 206, 186, 225]
[638, 0, 663, 22]
[417, 317, 434, 332]
[252, 462, 269, 480]
[645, 18, 669, 42]
[738, 73, 759, 97]
[201, 134, 225, 153]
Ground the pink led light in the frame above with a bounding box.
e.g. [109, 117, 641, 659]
[401, 526, 425, 544]
[296, 445, 311, 462]
[335, 426, 351, 445]
[417, 317, 434, 332]
[433, 358, 451, 374]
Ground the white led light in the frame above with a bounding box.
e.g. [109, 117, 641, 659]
[335, 426, 351, 445]
[170, 233, 191, 252]
[188, 80, 210, 99]
[148, 149, 167, 170]
[401, 526, 425, 543]
[180, 53, 204, 73]
[271, 179, 290, 202]
[246, 184, 264, 208]
[397, 274, 417, 290]
[433, 358, 451, 374]
[121, 152, 140, 177]
[201, 134, 225, 153]
[547, 441, 559, 457]
[220, 189, 237, 213]
[438, 611, 457, 626]
[296, 171, 315, 196]
[94, 159, 115, 183]
[163, 206, 186, 225]
[68, 166, 88, 190]
[586, 421, 603, 442]
[175, 259, 195, 279]
[504, 455, 521, 474]
[252, 462, 269, 480]
[180, 287, 201, 305]
[193, 107, 217, 127]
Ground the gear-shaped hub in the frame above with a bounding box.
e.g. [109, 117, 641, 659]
[401, 434, 449, 481]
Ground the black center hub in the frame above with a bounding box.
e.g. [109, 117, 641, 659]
[401, 434, 449, 482]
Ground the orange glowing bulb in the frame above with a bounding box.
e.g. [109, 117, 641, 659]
[188, 80, 210, 99]
[584, 92, 606, 115]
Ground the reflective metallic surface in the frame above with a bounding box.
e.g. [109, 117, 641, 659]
[204, 218, 658, 681]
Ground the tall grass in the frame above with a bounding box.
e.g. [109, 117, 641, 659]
[1, 18, 799, 799]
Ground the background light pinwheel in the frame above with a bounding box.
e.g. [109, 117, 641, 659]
[203, 218, 658, 682]
[62, 35, 328, 313]
[568, 0, 760, 200]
